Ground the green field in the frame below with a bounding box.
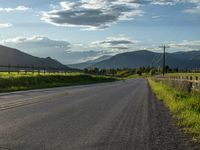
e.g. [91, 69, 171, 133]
[149, 79, 200, 143]
[0, 72, 117, 93]
[0, 72, 81, 78]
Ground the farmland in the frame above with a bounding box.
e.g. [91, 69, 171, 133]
[0, 72, 117, 93]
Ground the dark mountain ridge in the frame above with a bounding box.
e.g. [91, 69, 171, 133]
[0, 45, 69, 69]
[91, 50, 200, 69]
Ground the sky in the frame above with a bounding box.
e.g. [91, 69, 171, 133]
[0, 0, 200, 64]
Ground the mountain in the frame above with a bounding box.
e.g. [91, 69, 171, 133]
[0, 45, 70, 69]
[91, 50, 200, 69]
[69, 55, 111, 69]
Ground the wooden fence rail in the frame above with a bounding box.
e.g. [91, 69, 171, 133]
[152, 76, 200, 92]
[0, 64, 73, 74]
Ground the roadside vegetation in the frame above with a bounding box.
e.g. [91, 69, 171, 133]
[1, 66, 200, 93]
[82, 66, 199, 78]
[0, 66, 155, 92]
[148, 79, 200, 143]
[0, 67, 153, 93]
[83, 67, 154, 78]
[0, 72, 117, 93]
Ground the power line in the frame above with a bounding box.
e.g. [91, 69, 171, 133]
[151, 53, 159, 68]
[159, 45, 170, 76]
[153, 53, 163, 67]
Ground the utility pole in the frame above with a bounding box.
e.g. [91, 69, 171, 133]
[159, 45, 170, 76]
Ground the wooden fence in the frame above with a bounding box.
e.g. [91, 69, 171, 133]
[0, 65, 74, 74]
[152, 76, 200, 92]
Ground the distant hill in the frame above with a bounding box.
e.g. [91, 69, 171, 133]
[69, 55, 111, 69]
[0, 45, 70, 69]
[91, 50, 200, 69]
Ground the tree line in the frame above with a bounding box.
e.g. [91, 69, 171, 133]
[83, 66, 198, 77]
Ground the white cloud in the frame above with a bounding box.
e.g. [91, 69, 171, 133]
[41, 0, 200, 31]
[169, 40, 200, 51]
[149, 0, 200, 14]
[150, 0, 180, 5]
[0, 36, 75, 64]
[0, 23, 12, 28]
[152, 15, 160, 19]
[41, 0, 144, 30]
[91, 36, 139, 52]
[0, 6, 29, 12]
[1, 36, 71, 49]
[183, 5, 200, 14]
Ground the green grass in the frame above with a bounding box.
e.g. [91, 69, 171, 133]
[0, 72, 117, 93]
[0, 72, 81, 78]
[148, 79, 200, 143]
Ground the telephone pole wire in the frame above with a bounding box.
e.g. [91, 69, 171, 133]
[159, 45, 170, 76]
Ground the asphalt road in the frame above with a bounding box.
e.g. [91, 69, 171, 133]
[0, 79, 198, 150]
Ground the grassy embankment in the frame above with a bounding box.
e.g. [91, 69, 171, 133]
[0, 72, 117, 93]
[148, 78, 200, 142]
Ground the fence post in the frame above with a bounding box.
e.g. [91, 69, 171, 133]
[8, 64, 11, 74]
[32, 65, 34, 74]
[17, 64, 20, 74]
[25, 65, 27, 74]
[38, 67, 40, 75]
[190, 76, 193, 80]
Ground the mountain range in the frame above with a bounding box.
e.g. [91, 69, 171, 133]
[72, 50, 200, 69]
[0, 45, 70, 69]
[1, 45, 200, 70]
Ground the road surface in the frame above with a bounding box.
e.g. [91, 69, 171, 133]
[0, 79, 198, 150]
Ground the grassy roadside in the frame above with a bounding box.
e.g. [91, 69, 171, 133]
[148, 79, 200, 143]
[0, 72, 117, 93]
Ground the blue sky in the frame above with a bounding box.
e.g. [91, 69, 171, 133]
[0, 0, 200, 64]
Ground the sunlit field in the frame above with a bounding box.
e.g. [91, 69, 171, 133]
[0, 72, 116, 93]
[0, 72, 81, 78]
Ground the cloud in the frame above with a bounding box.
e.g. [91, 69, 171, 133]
[41, 0, 200, 30]
[0, 23, 12, 28]
[0, 6, 29, 12]
[152, 16, 160, 19]
[183, 5, 200, 14]
[0, 36, 113, 64]
[2, 36, 71, 49]
[149, 0, 200, 14]
[169, 40, 200, 51]
[149, 0, 180, 5]
[91, 35, 138, 52]
[64, 50, 111, 63]
[41, 0, 144, 30]
[1, 36, 73, 63]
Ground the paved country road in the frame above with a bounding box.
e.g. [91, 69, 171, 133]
[0, 79, 199, 150]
